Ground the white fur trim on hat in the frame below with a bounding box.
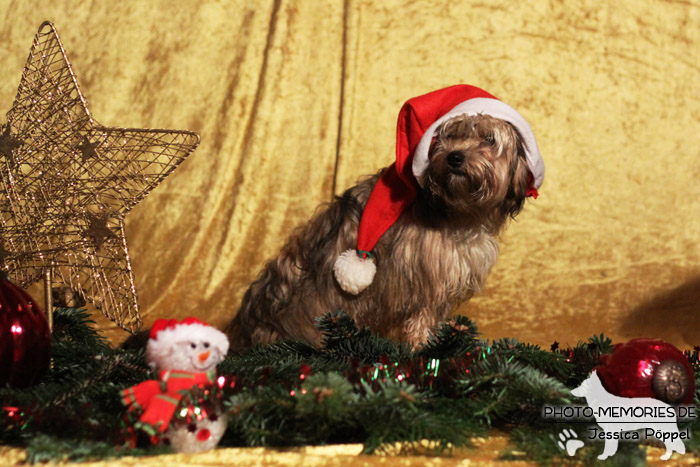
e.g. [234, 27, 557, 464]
[333, 249, 376, 295]
[412, 97, 544, 189]
[146, 322, 230, 370]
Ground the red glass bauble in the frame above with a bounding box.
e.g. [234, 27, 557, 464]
[595, 338, 694, 405]
[0, 272, 51, 387]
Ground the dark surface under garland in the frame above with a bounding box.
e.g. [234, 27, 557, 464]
[0, 308, 699, 465]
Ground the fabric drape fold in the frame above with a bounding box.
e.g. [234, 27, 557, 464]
[0, 0, 697, 350]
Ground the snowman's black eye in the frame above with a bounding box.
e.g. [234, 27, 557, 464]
[190, 343, 196, 349]
[203, 342, 210, 348]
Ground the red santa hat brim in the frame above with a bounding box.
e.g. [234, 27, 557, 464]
[412, 97, 544, 189]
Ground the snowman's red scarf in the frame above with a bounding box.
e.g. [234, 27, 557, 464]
[121, 369, 216, 434]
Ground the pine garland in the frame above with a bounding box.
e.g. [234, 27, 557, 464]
[0, 308, 698, 465]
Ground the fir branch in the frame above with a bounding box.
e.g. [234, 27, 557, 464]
[356, 380, 471, 455]
[50, 308, 111, 351]
[224, 385, 303, 447]
[458, 356, 571, 426]
[317, 311, 413, 364]
[588, 333, 613, 355]
[219, 340, 323, 385]
[415, 315, 479, 359]
[556, 338, 607, 387]
[485, 337, 573, 381]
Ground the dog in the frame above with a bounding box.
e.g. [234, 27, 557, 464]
[571, 371, 687, 461]
[226, 85, 544, 351]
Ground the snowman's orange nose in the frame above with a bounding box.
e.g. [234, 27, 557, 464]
[198, 351, 210, 363]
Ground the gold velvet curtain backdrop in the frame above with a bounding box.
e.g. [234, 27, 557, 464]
[1, 0, 699, 349]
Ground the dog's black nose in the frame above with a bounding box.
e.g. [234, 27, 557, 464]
[447, 151, 465, 168]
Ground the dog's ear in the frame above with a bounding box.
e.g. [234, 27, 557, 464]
[501, 139, 530, 219]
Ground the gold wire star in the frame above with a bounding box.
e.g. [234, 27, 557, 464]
[0, 123, 22, 166]
[0, 22, 200, 332]
[76, 136, 99, 163]
[0, 242, 12, 264]
[81, 212, 119, 252]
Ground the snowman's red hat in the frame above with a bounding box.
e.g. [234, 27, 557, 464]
[333, 85, 544, 295]
[146, 317, 229, 370]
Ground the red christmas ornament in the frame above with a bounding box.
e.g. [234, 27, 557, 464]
[595, 338, 694, 405]
[0, 271, 51, 387]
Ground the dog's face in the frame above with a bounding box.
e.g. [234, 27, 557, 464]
[421, 114, 530, 221]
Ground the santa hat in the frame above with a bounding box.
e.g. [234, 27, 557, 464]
[333, 84, 544, 295]
[146, 317, 229, 370]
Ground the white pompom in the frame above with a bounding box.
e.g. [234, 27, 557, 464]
[333, 249, 376, 294]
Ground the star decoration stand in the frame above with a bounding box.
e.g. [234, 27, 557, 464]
[0, 22, 200, 332]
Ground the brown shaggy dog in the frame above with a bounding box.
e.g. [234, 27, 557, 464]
[226, 113, 532, 351]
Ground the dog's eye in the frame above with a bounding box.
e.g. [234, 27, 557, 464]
[484, 134, 495, 145]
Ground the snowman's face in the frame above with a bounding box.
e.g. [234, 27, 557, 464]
[146, 323, 230, 373]
[150, 339, 222, 373]
[170, 339, 222, 373]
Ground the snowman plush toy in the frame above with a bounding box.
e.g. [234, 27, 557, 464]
[121, 317, 230, 453]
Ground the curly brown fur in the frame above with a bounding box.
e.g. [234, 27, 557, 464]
[226, 114, 531, 351]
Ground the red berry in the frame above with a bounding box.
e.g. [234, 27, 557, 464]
[197, 428, 211, 441]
